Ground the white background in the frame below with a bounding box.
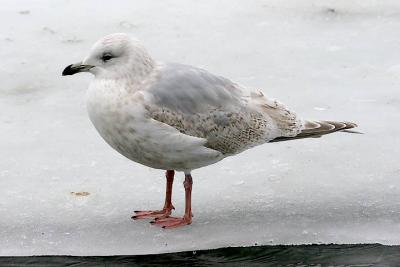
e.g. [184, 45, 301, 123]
[1, 0, 399, 256]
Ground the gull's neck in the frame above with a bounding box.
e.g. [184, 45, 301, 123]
[124, 45, 156, 88]
[125, 53, 156, 87]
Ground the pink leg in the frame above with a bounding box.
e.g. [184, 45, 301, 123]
[132, 170, 175, 220]
[151, 173, 193, 229]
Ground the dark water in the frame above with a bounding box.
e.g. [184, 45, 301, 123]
[1, 244, 399, 267]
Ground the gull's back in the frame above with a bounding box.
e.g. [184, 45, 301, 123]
[142, 63, 304, 155]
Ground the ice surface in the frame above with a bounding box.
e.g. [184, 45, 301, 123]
[1, 0, 400, 256]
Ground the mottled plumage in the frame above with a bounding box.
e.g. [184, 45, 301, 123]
[63, 33, 357, 228]
[69, 33, 357, 172]
[143, 63, 303, 155]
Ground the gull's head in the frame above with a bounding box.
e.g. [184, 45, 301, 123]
[62, 33, 154, 79]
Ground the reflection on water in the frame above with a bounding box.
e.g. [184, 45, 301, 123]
[1, 244, 399, 266]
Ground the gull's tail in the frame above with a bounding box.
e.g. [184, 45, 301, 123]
[270, 120, 360, 143]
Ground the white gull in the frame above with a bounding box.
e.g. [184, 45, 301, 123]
[62, 33, 357, 228]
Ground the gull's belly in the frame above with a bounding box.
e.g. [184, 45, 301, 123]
[88, 110, 184, 170]
[105, 129, 175, 170]
[87, 102, 222, 171]
[98, 121, 224, 170]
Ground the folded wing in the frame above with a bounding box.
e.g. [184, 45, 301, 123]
[142, 63, 304, 155]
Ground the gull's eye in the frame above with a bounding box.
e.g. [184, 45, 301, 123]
[101, 53, 113, 62]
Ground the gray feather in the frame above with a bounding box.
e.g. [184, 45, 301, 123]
[147, 63, 245, 114]
[270, 121, 358, 142]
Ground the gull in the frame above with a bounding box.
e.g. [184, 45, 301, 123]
[62, 33, 357, 228]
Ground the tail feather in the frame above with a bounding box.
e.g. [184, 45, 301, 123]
[270, 120, 358, 142]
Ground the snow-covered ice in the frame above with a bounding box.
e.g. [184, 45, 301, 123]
[1, 0, 400, 256]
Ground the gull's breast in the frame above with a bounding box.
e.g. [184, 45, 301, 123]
[85, 81, 161, 168]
